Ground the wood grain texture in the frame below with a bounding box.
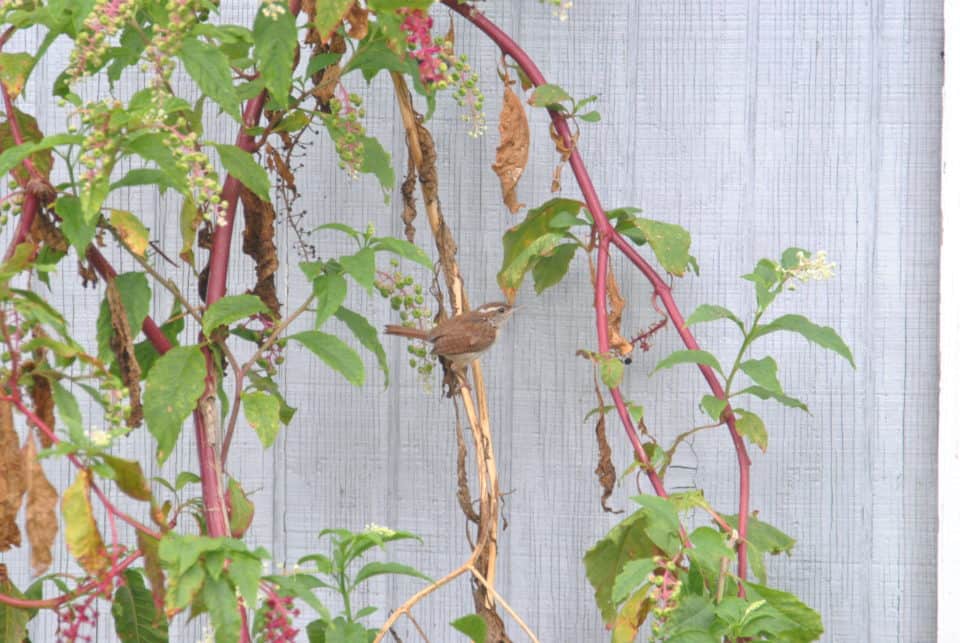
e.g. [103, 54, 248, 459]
[0, 1, 939, 641]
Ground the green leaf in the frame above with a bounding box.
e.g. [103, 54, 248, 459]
[372, 237, 432, 270]
[336, 306, 389, 386]
[226, 477, 255, 538]
[619, 216, 693, 276]
[289, 331, 364, 386]
[351, 561, 431, 588]
[51, 380, 84, 444]
[359, 135, 394, 193]
[339, 247, 376, 293]
[734, 409, 767, 451]
[450, 614, 487, 643]
[652, 349, 723, 376]
[102, 455, 152, 502]
[311, 272, 348, 327]
[178, 37, 241, 123]
[611, 558, 655, 604]
[719, 514, 796, 585]
[202, 576, 242, 643]
[143, 346, 207, 464]
[700, 394, 728, 420]
[111, 168, 178, 193]
[342, 27, 408, 82]
[0, 578, 29, 642]
[739, 357, 782, 394]
[213, 143, 271, 201]
[599, 355, 625, 388]
[164, 562, 204, 615]
[754, 314, 855, 368]
[686, 526, 736, 581]
[744, 582, 823, 641]
[529, 83, 572, 109]
[584, 511, 658, 623]
[739, 385, 809, 413]
[253, 4, 296, 105]
[532, 243, 578, 294]
[242, 391, 280, 448]
[202, 294, 268, 336]
[0, 52, 34, 98]
[685, 304, 745, 333]
[56, 195, 96, 253]
[112, 569, 168, 643]
[742, 258, 781, 309]
[633, 494, 681, 555]
[578, 110, 601, 122]
[306, 52, 343, 77]
[313, 0, 354, 42]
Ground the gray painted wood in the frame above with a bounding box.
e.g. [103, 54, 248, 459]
[0, 1, 939, 640]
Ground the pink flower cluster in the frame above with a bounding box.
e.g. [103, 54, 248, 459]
[399, 9, 444, 85]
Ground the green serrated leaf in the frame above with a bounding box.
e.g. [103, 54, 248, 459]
[253, 3, 296, 105]
[289, 331, 364, 387]
[213, 143, 271, 201]
[306, 52, 343, 77]
[143, 346, 207, 464]
[652, 349, 723, 376]
[685, 304, 745, 333]
[686, 526, 736, 582]
[700, 394, 728, 420]
[202, 294, 269, 336]
[633, 494, 682, 555]
[50, 380, 84, 444]
[335, 306, 389, 386]
[102, 455, 152, 502]
[611, 558, 655, 605]
[242, 391, 280, 448]
[619, 216, 693, 276]
[314, 0, 354, 42]
[178, 37, 241, 123]
[753, 314, 855, 368]
[311, 272, 348, 327]
[450, 614, 487, 643]
[584, 511, 658, 623]
[744, 582, 823, 641]
[112, 569, 168, 643]
[202, 575, 242, 643]
[372, 237, 432, 270]
[342, 26, 408, 82]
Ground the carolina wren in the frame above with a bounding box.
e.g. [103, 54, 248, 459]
[384, 302, 517, 369]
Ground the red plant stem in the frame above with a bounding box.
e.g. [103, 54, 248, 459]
[0, 552, 141, 609]
[1, 81, 42, 181]
[444, 1, 750, 584]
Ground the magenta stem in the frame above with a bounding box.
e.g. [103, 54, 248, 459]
[443, 1, 750, 584]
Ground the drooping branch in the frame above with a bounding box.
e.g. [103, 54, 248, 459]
[443, 1, 750, 583]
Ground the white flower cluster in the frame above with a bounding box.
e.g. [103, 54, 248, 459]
[786, 250, 836, 282]
[364, 523, 397, 537]
[260, 0, 286, 20]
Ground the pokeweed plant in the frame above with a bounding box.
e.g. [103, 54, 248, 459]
[0, 2, 852, 643]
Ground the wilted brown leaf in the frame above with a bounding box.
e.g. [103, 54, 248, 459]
[491, 81, 530, 214]
[345, 3, 368, 40]
[106, 277, 143, 427]
[23, 360, 55, 448]
[239, 185, 281, 316]
[28, 209, 69, 253]
[548, 122, 577, 193]
[23, 436, 57, 576]
[0, 399, 25, 551]
[605, 270, 634, 357]
[400, 149, 418, 242]
[590, 375, 620, 514]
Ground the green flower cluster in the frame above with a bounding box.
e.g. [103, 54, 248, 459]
[67, 0, 138, 80]
[322, 92, 367, 180]
[375, 258, 435, 381]
[435, 44, 486, 138]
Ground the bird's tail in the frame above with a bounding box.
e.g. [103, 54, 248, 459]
[384, 324, 429, 340]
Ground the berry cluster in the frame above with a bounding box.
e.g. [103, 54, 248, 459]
[66, 0, 138, 80]
[55, 593, 99, 643]
[142, 0, 202, 86]
[159, 114, 226, 225]
[375, 259, 434, 381]
[0, 190, 24, 224]
[322, 87, 367, 179]
[647, 555, 681, 641]
[258, 591, 300, 642]
[399, 9, 486, 138]
[76, 100, 120, 198]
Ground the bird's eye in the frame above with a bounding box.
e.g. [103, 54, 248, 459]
[498, 307, 505, 313]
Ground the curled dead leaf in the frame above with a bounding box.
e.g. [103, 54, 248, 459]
[0, 400, 25, 551]
[591, 375, 621, 514]
[548, 122, 577, 193]
[605, 271, 634, 357]
[239, 184, 281, 316]
[23, 436, 57, 576]
[491, 81, 530, 214]
[345, 3, 368, 40]
[106, 277, 143, 427]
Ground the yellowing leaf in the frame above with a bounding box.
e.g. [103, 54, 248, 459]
[110, 209, 150, 257]
[62, 470, 109, 576]
[0, 53, 34, 99]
